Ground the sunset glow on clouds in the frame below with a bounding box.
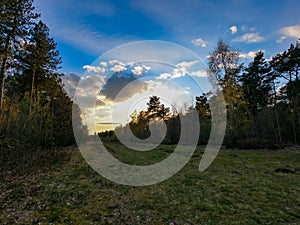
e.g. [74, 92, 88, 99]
[62, 40, 212, 133]
[75, 57, 207, 133]
[35, 0, 300, 133]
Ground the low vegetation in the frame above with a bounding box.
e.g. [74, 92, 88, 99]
[1, 1, 299, 224]
[1, 143, 299, 224]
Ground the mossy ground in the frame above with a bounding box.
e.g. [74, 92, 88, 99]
[1, 143, 299, 224]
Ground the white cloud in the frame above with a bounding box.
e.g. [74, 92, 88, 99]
[109, 60, 126, 66]
[100, 61, 108, 67]
[240, 52, 255, 59]
[230, 26, 237, 34]
[110, 64, 127, 73]
[83, 65, 105, 74]
[132, 66, 144, 76]
[233, 33, 264, 43]
[191, 38, 208, 47]
[142, 65, 151, 71]
[85, 59, 152, 77]
[190, 70, 207, 77]
[279, 24, 300, 40]
[131, 64, 151, 76]
[176, 61, 198, 68]
[239, 51, 263, 59]
[276, 36, 287, 43]
[157, 60, 201, 79]
[157, 73, 172, 80]
[172, 68, 185, 79]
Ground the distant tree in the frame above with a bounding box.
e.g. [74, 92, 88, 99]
[127, 96, 171, 140]
[195, 93, 210, 119]
[195, 93, 211, 144]
[147, 96, 170, 120]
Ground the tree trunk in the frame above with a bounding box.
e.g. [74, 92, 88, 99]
[273, 83, 282, 144]
[0, 37, 10, 115]
[30, 67, 36, 114]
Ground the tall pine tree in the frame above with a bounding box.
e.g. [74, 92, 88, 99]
[0, 0, 39, 114]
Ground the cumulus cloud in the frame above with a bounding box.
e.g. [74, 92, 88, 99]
[157, 60, 201, 79]
[131, 65, 151, 76]
[100, 73, 147, 102]
[239, 51, 263, 59]
[110, 64, 127, 73]
[233, 33, 264, 43]
[84, 60, 153, 79]
[191, 38, 208, 47]
[142, 65, 151, 71]
[83, 65, 105, 74]
[71, 75, 105, 110]
[157, 73, 172, 80]
[278, 24, 300, 42]
[109, 59, 126, 66]
[100, 61, 108, 67]
[61, 73, 81, 99]
[230, 26, 237, 34]
[132, 66, 144, 76]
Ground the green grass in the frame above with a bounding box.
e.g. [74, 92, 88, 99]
[1, 143, 300, 224]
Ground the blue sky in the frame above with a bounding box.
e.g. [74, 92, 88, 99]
[33, 0, 300, 132]
[34, 0, 300, 74]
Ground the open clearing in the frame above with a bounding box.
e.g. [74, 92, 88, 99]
[1, 143, 299, 224]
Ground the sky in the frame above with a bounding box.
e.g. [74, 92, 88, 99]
[33, 0, 300, 133]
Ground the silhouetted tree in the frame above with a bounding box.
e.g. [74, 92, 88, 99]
[0, 0, 39, 114]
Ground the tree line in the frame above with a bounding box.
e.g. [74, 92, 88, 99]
[1, 0, 299, 154]
[0, 0, 84, 166]
[100, 40, 300, 148]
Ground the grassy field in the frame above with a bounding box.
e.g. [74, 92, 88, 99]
[1, 143, 300, 224]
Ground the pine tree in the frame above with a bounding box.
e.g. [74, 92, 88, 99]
[147, 96, 170, 120]
[0, 0, 39, 114]
[240, 51, 271, 115]
[15, 20, 62, 112]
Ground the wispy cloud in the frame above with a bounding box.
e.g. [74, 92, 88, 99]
[191, 38, 208, 47]
[230, 26, 238, 34]
[233, 33, 264, 43]
[34, 1, 133, 56]
[278, 24, 300, 42]
[53, 22, 137, 55]
[276, 36, 287, 43]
